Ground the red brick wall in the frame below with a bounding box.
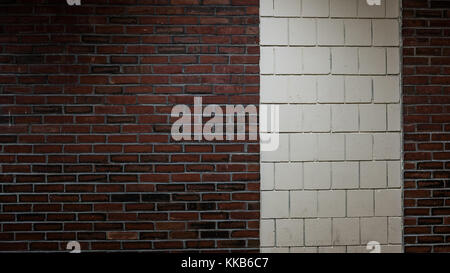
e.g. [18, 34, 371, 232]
[0, 0, 260, 252]
[403, 0, 450, 253]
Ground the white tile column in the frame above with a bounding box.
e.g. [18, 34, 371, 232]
[260, 0, 402, 253]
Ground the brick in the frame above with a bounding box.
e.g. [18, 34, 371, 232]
[345, 19, 371, 46]
[387, 48, 400, 74]
[305, 218, 332, 246]
[288, 76, 317, 103]
[260, 47, 274, 74]
[373, 76, 400, 103]
[317, 76, 345, 103]
[332, 47, 358, 74]
[261, 134, 289, 162]
[332, 162, 359, 189]
[302, 0, 329, 17]
[261, 163, 274, 191]
[260, 0, 274, 17]
[107, 232, 138, 240]
[261, 191, 289, 219]
[357, 0, 385, 18]
[317, 190, 346, 217]
[279, 105, 302, 132]
[0, 0, 413, 253]
[373, 19, 400, 46]
[291, 247, 317, 253]
[317, 134, 345, 161]
[387, 161, 401, 188]
[360, 161, 387, 189]
[332, 218, 360, 245]
[276, 219, 303, 246]
[318, 19, 344, 45]
[387, 104, 401, 131]
[303, 47, 330, 74]
[274, 163, 302, 190]
[332, 105, 358, 132]
[330, 0, 357, 17]
[360, 217, 388, 244]
[386, 0, 400, 18]
[304, 162, 331, 189]
[274, 47, 302, 74]
[373, 133, 401, 160]
[290, 191, 317, 217]
[345, 76, 372, 103]
[290, 133, 317, 161]
[0, 0, 260, 252]
[260, 18, 288, 45]
[359, 48, 386, 74]
[303, 105, 331, 132]
[260, 76, 288, 102]
[273, 0, 301, 17]
[347, 190, 374, 217]
[260, 219, 275, 247]
[319, 246, 347, 253]
[388, 217, 402, 244]
[360, 105, 387, 131]
[261, 247, 289, 253]
[289, 19, 316, 46]
[345, 134, 373, 161]
[375, 189, 402, 216]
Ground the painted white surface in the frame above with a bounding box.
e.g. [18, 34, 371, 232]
[260, 0, 402, 253]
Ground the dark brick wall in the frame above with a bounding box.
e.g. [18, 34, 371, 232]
[403, 0, 450, 253]
[0, 0, 260, 252]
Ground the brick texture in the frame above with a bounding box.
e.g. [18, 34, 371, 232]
[403, 0, 450, 253]
[260, 0, 402, 253]
[0, 0, 260, 252]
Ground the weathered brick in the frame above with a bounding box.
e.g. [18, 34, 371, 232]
[0, 0, 258, 253]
